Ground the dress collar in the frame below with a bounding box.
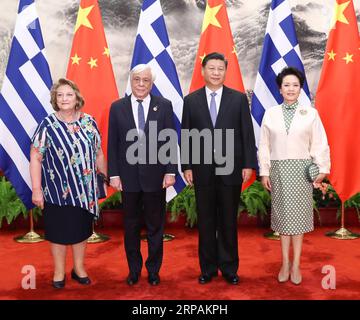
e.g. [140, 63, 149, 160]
[282, 100, 299, 110]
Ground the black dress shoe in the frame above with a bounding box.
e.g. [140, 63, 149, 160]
[126, 273, 139, 286]
[198, 272, 217, 284]
[198, 274, 211, 284]
[52, 277, 65, 289]
[148, 273, 160, 286]
[71, 269, 91, 285]
[223, 273, 239, 285]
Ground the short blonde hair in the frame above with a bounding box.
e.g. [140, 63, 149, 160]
[50, 78, 85, 111]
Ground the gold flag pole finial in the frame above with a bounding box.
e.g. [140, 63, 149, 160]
[87, 221, 110, 243]
[141, 233, 175, 242]
[326, 202, 360, 239]
[14, 209, 44, 243]
[264, 230, 280, 240]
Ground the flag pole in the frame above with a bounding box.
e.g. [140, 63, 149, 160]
[14, 210, 44, 243]
[325, 202, 360, 240]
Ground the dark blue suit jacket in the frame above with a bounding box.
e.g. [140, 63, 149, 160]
[181, 86, 257, 186]
[107, 94, 178, 192]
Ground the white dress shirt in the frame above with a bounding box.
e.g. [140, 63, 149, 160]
[205, 86, 223, 114]
[131, 94, 151, 133]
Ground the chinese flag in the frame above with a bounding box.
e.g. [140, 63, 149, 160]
[190, 0, 254, 190]
[189, 0, 244, 92]
[66, 0, 119, 161]
[316, 0, 360, 201]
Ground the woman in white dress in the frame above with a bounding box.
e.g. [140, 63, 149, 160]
[258, 67, 330, 285]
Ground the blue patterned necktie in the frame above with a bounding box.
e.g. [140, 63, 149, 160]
[210, 92, 217, 126]
[137, 99, 145, 133]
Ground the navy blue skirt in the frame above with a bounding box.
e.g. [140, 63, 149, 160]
[43, 202, 93, 245]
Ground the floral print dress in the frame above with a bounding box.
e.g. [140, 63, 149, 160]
[31, 113, 101, 217]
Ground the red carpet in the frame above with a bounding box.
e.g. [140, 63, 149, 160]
[1, 225, 360, 300]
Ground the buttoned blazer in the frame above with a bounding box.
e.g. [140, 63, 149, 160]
[107, 94, 178, 192]
[181, 85, 257, 186]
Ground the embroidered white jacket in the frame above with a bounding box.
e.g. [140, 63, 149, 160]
[258, 105, 330, 176]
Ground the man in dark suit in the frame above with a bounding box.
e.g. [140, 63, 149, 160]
[181, 52, 257, 285]
[108, 64, 177, 286]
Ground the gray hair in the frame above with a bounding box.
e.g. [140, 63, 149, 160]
[130, 64, 156, 82]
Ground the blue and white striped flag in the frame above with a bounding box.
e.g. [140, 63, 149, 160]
[251, 0, 311, 147]
[126, 0, 186, 202]
[0, 0, 52, 209]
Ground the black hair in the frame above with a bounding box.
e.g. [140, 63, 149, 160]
[275, 66, 305, 88]
[202, 52, 228, 68]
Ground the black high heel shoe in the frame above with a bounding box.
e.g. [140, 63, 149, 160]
[52, 276, 66, 289]
[71, 269, 91, 285]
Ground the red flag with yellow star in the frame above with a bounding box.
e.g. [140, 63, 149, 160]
[189, 0, 244, 92]
[66, 0, 118, 161]
[189, 0, 254, 189]
[316, 0, 360, 201]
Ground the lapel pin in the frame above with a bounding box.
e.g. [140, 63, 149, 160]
[300, 109, 307, 115]
[153, 105, 158, 111]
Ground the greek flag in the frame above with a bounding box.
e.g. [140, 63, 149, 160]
[0, 0, 52, 209]
[126, 0, 186, 201]
[251, 0, 311, 147]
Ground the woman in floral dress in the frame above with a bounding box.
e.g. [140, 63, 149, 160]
[30, 78, 107, 289]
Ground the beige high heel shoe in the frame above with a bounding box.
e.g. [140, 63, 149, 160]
[277, 264, 291, 283]
[290, 267, 302, 285]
